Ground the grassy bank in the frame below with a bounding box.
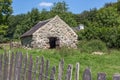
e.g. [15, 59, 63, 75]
[0, 47, 120, 80]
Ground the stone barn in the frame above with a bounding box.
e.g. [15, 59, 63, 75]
[20, 15, 78, 49]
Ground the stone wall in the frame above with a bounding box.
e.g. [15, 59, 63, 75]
[31, 16, 78, 49]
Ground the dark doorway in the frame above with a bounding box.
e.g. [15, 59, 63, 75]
[49, 37, 58, 49]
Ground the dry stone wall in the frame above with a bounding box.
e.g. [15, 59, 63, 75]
[31, 16, 78, 49]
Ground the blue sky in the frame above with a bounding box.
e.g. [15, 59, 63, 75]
[12, 0, 117, 15]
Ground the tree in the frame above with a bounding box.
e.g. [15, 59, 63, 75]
[75, 8, 97, 26]
[0, 0, 13, 25]
[0, 0, 13, 42]
[13, 8, 41, 39]
[0, 25, 8, 35]
[50, 1, 77, 27]
[7, 14, 26, 38]
[104, 2, 115, 8]
[39, 9, 50, 20]
[95, 7, 120, 27]
[117, 0, 120, 12]
[30, 8, 40, 25]
[51, 1, 68, 14]
[0, 25, 8, 43]
[60, 12, 77, 27]
[77, 2, 120, 48]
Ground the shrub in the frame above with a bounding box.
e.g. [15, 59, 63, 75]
[0, 35, 10, 43]
[77, 27, 120, 48]
[78, 40, 107, 53]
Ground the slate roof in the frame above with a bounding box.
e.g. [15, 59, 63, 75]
[21, 18, 52, 38]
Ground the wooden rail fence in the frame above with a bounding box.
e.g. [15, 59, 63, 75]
[0, 52, 120, 80]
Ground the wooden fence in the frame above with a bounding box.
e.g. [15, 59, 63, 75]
[0, 52, 120, 80]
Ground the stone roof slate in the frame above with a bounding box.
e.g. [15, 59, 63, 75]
[21, 18, 52, 38]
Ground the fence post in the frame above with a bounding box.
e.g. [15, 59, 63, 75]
[39, 56, 44, 80]
[28, 55, 33, 80]
[3, 53, 9, 80]
[58, 59, 64, 80]
[113, 74, 120, 80]
[33, 57, 39, 80]
[75, 63, 80, 80]
[14, 52, 19, 80]
[83, 68, 92, 80]
[65, 64, 73, 80]
[10, 41, 13, 50]
[50, 66, 56, 80]
[7, 52, 10, 80]
[22, 54, 28, 80]
[97, 72, 106, 80]
[0, 54, 3, 80]
[17, 52, 23, 80]
[45, 60, 49, 80]
[8, 53, 14, 80]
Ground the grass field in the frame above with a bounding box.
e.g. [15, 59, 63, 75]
[0, 47, 120, 80]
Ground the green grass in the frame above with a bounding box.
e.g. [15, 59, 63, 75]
[0, 47, 120, 80]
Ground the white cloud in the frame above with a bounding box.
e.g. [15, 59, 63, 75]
[39, 2, 53, 7]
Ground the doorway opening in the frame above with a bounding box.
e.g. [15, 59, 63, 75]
[49, 37, 59, 49]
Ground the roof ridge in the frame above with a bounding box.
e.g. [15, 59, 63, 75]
[38, 18, 53, 24]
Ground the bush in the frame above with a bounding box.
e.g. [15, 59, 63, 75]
[77, 27, 120, 48]
[0, 35, 10, 43]
[78, 40, 107, 53]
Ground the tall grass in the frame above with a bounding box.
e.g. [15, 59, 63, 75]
[0, 45, 120, 80]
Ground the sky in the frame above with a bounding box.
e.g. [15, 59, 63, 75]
[12, 0, 118, 15]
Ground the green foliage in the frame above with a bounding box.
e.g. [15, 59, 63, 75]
[50, 1, 77, 27]
[77, 30, 86, 40]
[0, 35, 8, 43]
[58, 12, 77, 27]
[104, 2, 116, 8]
[77, 26, 100, 40]
[0, 25, 9, 42]
[76, 1, 120, 48]
[0, 25, 8, 35]
[12, 8, 40, 39]
[117, 0, 120, 12]
[0, 0, 12, 42]
[95, 7, 120, 27]
[51, 1, 68, 13]
[39, 9, 50, 20]
[78, 26, 120, 48]
[78, 40, 107, 53]
[29, 8, 41, 25]
[75, 8, 97, 25]
[0, 0, 13, 25]
[7, 14, 25, 38]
